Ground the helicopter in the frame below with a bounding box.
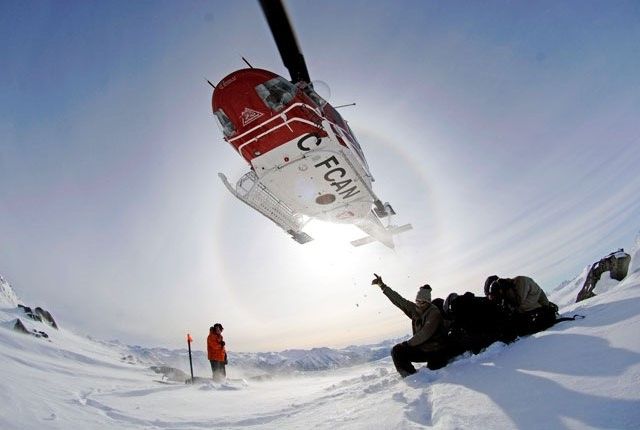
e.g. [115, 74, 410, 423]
[211, 0, 412, 249]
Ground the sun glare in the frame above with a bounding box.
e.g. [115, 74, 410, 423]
[304, 220, 362, 250]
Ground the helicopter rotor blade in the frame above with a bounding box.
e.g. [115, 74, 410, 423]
[258, 0, 312, 85]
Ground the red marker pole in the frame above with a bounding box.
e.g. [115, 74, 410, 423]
[186, 333, 194, 384]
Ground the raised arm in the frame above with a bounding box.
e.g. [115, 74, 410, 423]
[372, 274, 415, 318]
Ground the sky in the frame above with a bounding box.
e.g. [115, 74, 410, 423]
[1, 0, 640, 352]
[1, 241, 639, 429]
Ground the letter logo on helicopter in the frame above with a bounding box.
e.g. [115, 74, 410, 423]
[314, 155, 361, 200]
[297, 133, 322, 151]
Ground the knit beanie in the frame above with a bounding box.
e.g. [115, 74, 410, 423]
[416, 285, 432, 302]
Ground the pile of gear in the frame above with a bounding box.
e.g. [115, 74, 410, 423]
[439, 275, 564, 358]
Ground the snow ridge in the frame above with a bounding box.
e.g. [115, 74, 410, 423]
[109, 338, 402, 377]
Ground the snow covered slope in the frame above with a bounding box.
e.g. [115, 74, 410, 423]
[1, 243, 640, 429]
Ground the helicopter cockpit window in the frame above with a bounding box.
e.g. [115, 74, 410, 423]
[214, 109, 235, 137]
[255, 77, 296, 111]
[303, 86, 327, 108]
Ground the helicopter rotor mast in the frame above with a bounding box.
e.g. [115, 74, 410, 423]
[258, 0, 312, 86]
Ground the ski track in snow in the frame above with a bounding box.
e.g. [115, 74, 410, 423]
[55, 360, 440, 430]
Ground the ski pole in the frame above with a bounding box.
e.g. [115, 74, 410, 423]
[186, 333, 194, 383]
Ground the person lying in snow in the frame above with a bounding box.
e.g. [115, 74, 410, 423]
[484, 275, 558, 336]
[372, 274, 456, 377]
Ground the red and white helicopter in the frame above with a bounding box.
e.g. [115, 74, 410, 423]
[211, 0, 411, 249]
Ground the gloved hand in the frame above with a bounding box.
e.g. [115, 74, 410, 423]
[220, 341, 225, 347]
[371, 273, 385, 287]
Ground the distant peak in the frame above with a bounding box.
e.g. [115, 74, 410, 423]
[0, 275, 21, 308]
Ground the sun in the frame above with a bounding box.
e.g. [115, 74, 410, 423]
[303, 219, 363, 251]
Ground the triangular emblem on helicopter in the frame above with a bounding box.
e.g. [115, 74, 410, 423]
[241, 107, 264, 126]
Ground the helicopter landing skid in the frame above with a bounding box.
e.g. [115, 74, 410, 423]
[218, 172, 312, 244]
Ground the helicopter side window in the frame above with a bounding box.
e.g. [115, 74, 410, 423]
[214, 109, 236, 137]
[255, 77, 296, 111]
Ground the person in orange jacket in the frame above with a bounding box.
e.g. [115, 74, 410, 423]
[207, 323, 227, 382]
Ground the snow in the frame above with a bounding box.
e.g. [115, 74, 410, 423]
[1, 243, 640, 429]
[0, 276, 20, 309]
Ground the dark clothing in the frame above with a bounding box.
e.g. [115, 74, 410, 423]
[515, 306, 557, 336]
[210, 360, 226, 382]
[445, 292, 517, 354]
[391, 343, 456, 377]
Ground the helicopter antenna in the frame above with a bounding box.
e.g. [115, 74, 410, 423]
[242, 57, 254, 68]
[334, 103, 356, 109]
[206, 79, 216, 89]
